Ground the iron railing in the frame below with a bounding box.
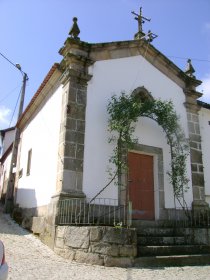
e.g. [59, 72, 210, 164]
[166, 208, 210, 228]
[57, 200, 210, 228]
[57, 197, 130, 227]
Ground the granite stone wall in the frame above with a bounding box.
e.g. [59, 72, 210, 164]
[187, 110, 205, 201]
[54, 226, 137, 267]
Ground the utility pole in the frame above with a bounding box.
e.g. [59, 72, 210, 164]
[4, 67, 28, 213]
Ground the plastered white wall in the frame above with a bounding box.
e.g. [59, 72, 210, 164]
[16, 85, 63, 208]
[83, 55, 193, 208]
[1, 152, 12, 178]
[0, 152, 12, 197]
[199, 108, 210, 203]
[0, 130, 13, 197]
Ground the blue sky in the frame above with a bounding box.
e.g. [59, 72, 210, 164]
[0, 0, 210, 130]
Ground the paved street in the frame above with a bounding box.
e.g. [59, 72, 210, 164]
[1, 206, 210, 279]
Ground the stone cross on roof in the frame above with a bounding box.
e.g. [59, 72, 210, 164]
[132, 7, 150, 39]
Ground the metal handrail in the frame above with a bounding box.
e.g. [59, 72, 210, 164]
[166, 207, 210, 228]
[57, 197, 128, 227]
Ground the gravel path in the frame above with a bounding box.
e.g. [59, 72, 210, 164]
[1, 206, 210, 279]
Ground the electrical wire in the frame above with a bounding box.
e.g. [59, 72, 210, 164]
[0, 51, 28, 127]
[0, 52, 24, 76]
[129, 39, 150, 92]
[9, 86, 22, 127]
[0, 84, 21, 104]
[166, 55, 210, 63]
[0, 51, 27, 78]
[129, 43, 210, 93]
[0, 52, 17, 69]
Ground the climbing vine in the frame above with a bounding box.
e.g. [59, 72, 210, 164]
[107, 92, 190, 208]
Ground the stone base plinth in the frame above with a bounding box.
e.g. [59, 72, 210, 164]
[192, 200, 209, 211]
[54, 226, 137, 267]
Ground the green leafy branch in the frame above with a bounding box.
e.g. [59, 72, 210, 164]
[107, 92, 190, 208]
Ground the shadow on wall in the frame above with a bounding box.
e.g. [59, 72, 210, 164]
[0, 189, 38, 236]
[13, 188, 38, 229]
[0, 204, 30, 236]
[15, 188, 37, 209]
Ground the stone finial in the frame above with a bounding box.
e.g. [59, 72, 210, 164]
[69, 17, 80, 40]
[185, 59, 196, 78]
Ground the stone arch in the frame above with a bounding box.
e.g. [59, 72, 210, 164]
[132, 86, 154, 102]
[107, 92, 190, 214]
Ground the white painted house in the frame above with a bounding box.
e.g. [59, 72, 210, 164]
[0, 127, 15, 201]
[1, 17, 210, 247]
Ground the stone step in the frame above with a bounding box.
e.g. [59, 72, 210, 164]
[132, 220, 181, 228]
[138, 245, 210, 257]
[136, 227, 187, 237]
[134, 254, 210, 267]
[138, 236, 186, 246]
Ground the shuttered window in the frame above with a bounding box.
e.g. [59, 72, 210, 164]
[26, 149, 32, 176]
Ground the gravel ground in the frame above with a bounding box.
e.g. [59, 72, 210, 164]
[1, 206, 210, 279]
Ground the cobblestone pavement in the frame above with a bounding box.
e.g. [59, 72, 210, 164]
[1, 208, 210, 279]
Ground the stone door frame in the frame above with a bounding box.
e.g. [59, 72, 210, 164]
[121, 143, 165, 220]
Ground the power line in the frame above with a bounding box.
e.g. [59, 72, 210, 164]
[129, 39, 151, 92]
[0, 84, 21, 104]
[0, 52, 17, 68]
[0, 51, 27, 77]
[0, 51, 29, 126]
[129, 48, 210, 92]
[9, 87, 21, 127]
[167, 55, 210, 63]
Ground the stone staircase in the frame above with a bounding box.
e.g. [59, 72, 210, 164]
[133, 220, 210, 267]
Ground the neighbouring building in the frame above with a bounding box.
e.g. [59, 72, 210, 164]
[0, 127, 15, 202]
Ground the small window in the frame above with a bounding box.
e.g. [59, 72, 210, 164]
[19, 168, 23, 178]
[26, 149, 32, 176]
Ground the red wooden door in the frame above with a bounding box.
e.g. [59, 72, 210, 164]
[128, 152, 155, 220]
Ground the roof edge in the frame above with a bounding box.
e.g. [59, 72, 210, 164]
[0, 126, 15, 137]
[197, 100, 210, 110]
[0, 142, 13, 163]
[17, 63, 61, 128]
[88, 39, 201, 88]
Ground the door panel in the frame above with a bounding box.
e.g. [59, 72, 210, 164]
[128, 152, 155, 220]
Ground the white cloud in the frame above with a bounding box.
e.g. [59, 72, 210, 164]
[204, 22, 210, 31]
[0, 106, 11, 128]
[198, 73, 210, 103]
[202, 22, 210, 34]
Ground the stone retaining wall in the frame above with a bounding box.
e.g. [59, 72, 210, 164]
[54, 226, 137, 267]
